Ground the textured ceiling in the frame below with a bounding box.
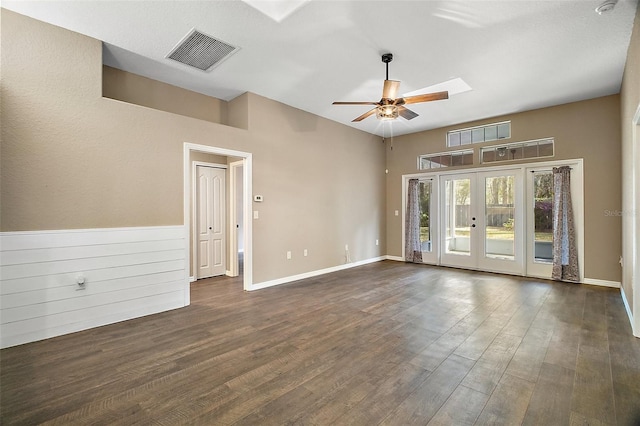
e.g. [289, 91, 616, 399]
[3, 0, 638, 137]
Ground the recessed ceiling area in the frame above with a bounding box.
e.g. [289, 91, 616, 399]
[2, 0, 638, 137]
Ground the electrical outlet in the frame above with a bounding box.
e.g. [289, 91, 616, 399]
[76, 275, 86, 290]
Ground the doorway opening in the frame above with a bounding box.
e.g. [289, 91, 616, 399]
[183, 143, 252, 303]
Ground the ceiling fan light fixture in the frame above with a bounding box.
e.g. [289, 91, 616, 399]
[377, 105, 399, 120]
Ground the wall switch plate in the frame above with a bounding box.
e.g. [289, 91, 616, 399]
[395, 210, 399, 216]
[287, 251, 292, 260]
[253, 210, 259, 219]
[304, 249, 308, 257]
[376, 239, 379, 246]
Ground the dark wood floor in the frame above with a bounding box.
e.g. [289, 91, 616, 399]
[2, 261, 640, 425]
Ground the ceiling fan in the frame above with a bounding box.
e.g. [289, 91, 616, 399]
[332, 53, 448, 122]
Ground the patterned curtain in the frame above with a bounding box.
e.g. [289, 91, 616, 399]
[551, 166, 579, 282]
[405, 179, 423, 263]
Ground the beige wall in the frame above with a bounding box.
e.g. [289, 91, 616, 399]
[103, 66, 228, 125]
[385, 95, 622, 282]
[621, 5, 640, 316]
[0, 9, 386, 284]
[245, 92, 386, 281]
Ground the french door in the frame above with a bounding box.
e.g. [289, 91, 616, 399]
[408, 161, 582, 278]
[438, 169, 524, 275]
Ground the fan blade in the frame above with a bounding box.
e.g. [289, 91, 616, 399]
[398, 106, 419, 120]
[382, 80, 401, 99]
[352, 108, 378, 122]
[401, 91, 449, 105]
[332, 101, 379, 105]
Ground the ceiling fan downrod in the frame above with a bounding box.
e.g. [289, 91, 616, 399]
[382, 53, 393, 80]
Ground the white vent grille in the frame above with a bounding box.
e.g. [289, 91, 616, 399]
[167, 29, 238, 71]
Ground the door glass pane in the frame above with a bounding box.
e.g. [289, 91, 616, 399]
[419, 181, 432, 253]
[533, 172, 553, 262]
[445, 178, 471, 255]
[485, 176, 515, 259]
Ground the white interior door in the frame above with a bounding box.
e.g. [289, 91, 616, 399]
[197, 165, 226, 279]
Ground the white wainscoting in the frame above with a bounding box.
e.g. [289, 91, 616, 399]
[0, 226, 188, 348]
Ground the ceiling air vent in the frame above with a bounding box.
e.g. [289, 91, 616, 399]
[166, 29, 238, 72]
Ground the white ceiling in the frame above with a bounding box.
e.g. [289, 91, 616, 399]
[3, 0, 638, 137]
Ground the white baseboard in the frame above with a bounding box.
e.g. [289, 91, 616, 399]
[250, 256, 386, 291]
[385, 255, 404, 262]
[582, 278, 621, 288]
[384, 259, 623, 290]
[189, 276, 196, 283]
[620, 286, 637, 337]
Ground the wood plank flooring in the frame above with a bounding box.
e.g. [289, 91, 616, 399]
[2, 261, 640, 425]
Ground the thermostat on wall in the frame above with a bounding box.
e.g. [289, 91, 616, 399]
[254, 195, 264, 202]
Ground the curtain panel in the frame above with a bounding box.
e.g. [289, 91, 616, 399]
[405, 179, 423, 263]
[551, 166, 579, 282]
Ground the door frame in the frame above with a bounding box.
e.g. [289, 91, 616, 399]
[228, 160, 243, 278]
[183, 143, 253, 302]
[192, 162, 227, 281]
[629, 104, 640, 337]
[402, 158, 584, 281]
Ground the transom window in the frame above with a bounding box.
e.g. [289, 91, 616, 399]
[447, 121, 511, 147]
[418, 149, 474, 170]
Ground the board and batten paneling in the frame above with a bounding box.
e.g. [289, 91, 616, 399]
[0, 226, 188, 348]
